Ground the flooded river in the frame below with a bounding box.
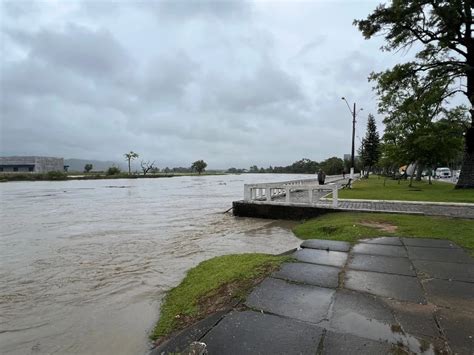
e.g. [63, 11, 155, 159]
[0, 174, 308, 354]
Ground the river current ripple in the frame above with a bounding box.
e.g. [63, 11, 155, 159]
[0, 174, 307, 354]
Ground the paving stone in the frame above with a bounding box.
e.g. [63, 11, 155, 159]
[348, 254, 416, 276]
[436, 308, 474, 355]
[201, 311, 324, 355]
[322, 331, 393, 355]
[300, 239, 351, 252]
[352, 243, 408, 258]
[345, 270, 426, 303]
[360, 237, 403, 246]
[406, 246, 474, 264]
[402, 238, 461, 249]
[385, 299, 441, 340]
[412, 259, 474, 283]
[150, 311, 226, 355]
[293, 248, 348, 267]
[246, 277, 334, 323]
[329, 289, 395, 330]
[328, 289, 401, 345]
[424, 278, 474, 310]
[329, 290, 437, 353]
[272, 262, 339, 288]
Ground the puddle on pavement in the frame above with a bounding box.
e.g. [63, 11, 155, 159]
[329, 312, 436, 354]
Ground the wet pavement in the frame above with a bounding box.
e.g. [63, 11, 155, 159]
[153, 237, 474, 354]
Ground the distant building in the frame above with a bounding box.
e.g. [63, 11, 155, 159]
[0, 156, 65, 173]
[343, 154, 351, 161]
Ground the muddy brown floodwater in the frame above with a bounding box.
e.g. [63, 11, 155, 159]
[0, 174, 308, 354]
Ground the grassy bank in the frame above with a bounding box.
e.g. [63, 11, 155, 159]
[151, 253, 290, 342]
[0, 171, 69, 182]
[338, 176, 474, 203]
[293, 212, 474, 254]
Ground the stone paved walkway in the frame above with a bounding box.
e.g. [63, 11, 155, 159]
[154, 237, 474, 355]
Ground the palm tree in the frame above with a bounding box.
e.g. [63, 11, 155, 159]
[124, 151, 139, 175]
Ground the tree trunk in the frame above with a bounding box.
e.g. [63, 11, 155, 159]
[128, 159, 131, 175]
[456, 127, 474, 188]
[456, 42, 474, 188]
[415, 163, 424, 181]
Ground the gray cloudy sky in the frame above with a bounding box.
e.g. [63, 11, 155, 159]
[1, 0, 405, 169]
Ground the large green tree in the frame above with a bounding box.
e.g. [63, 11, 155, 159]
[359, 114, 381, 177]
[355, 0, 474, 188]
[320, 157, 345, 175]
[191, 160, 207, 175]
[373, 69, 468, 184]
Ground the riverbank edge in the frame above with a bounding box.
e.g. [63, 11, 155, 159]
[149, 211, 474, 354]
[0, 172, 227, 182]
[149, 252, 295, 353]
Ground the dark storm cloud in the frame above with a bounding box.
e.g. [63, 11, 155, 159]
[202, 62, 303, 111]
[142, 52, 198, 102]
[0, 0, 394, 168]
[5, 24, 133, 80]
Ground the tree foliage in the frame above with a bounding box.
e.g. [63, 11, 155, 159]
[84, 163, 93, 173]
[106, 166, 121, 175]
[124, 151, 139, 175]
[359, 114, 381, 176]
[320, 157, 345, 175]
[191, 160, 207, 175]
[374, 69, 468, 183]
[354, 0, 474, 187]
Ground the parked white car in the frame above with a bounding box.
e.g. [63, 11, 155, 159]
[435, 167, 451, 178]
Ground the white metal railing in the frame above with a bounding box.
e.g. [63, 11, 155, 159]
[243, 180, 339, 207]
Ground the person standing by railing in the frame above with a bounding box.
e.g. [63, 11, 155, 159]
[317, 169, 326, 185]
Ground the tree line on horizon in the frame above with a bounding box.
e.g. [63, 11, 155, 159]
[227, 156, 348, 175]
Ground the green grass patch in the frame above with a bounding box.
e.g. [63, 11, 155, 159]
[151, 253, 290, 342]
[338, 176, 474, 203]
[0, 171, 68, 182]
[293, 212, 474, 255]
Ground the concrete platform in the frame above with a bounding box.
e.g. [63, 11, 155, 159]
[245, 277, 335, 323]
[348, 254, 416, 276]
[201, 311, 324, 355]
[407, 246, 474, 263]
[293, 248, 348, 267]
[322, 331, 393, 354]
[345, 270, 426, 303]
[300, 239, 351, 252]
[272, 262, 340, 288]
[360, 236, 403, 246]
[412, 259, 474, 282]
[352, 243, 408, 258]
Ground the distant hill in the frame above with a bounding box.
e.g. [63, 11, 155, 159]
[65, 159, 126, 172]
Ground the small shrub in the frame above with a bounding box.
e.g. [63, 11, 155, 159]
[46, 171, 68, 180]
[106, 166, 121, 175]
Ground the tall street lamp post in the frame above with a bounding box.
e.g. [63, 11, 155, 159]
[341, 97, 363, 179]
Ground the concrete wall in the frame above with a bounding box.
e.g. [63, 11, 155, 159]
[0, 156, 64, 173]
[232, 200, 343, 220]
[34, 157, 64, 173]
